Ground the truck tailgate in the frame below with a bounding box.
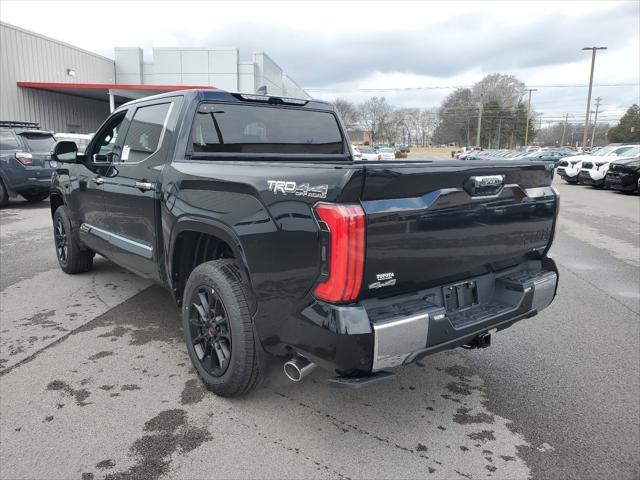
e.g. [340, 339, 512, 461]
[360, 161, 557, 299]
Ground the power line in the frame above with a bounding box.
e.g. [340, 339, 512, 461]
[305, 82, 636, 92]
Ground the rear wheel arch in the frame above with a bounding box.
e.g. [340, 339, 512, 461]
[169, 219, 255, 310]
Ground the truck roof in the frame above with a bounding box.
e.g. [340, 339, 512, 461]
[118, 89, 332, 111]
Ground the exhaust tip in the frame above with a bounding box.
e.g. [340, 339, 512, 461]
[283, 356, 316, 382]
[284, 361, 303, 382]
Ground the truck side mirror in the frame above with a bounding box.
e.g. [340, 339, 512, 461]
[52, 141, 78, 163]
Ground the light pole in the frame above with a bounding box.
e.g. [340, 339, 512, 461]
[590, 97, 602, 149]
[560, 113, 568, 147]
[476, 96, 484, 148]
[524, 88, 537, 146]
[581, 46, 607, 149]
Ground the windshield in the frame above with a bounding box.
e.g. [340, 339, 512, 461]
[379, 148, 394, 153]
[20, 133, 56, 152]
[592, 145, 621, 156]
[617, 146, 640, 157]
[190, 103, 343, 155]
[359, 147, 376, 153]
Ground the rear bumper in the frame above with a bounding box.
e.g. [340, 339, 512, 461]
[293, 258, 558, 376]
[370, 258, 557, 370]
[2, 166, 53, 193]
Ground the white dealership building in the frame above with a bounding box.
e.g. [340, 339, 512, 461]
[0, 21, 309, 133]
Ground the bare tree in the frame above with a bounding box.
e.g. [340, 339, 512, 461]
[333, 98, 358, 129]
[358, 97, 393, 145]
[472, 74, 526, 108]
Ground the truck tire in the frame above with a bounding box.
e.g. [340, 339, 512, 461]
[23, 191, 50, 203]
[52, 206, 94, 274]
[182, 259, 262, 397]
[0, 179, 8, 207]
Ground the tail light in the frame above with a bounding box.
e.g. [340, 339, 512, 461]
[313, 202, 365, 303]
[15, 152, 33, 166]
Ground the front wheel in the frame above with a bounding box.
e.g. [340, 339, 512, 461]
[53, 207, 94, 274]
[182, 259, 262, 397]
[0, 180, 8, 207]
[22, 191, 50, 203]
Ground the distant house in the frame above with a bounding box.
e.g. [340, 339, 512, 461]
[346, 129, 373, 145]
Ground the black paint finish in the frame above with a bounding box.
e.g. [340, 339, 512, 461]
[50, 89, 559, 377]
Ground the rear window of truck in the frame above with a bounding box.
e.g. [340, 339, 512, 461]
[189, 103, 343, 155]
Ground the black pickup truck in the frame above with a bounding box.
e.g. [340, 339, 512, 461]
[49, 89, 559, 397]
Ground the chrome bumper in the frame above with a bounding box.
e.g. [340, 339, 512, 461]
[371, 266, 558, 371]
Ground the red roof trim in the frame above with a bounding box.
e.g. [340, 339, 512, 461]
[17, 81, 215, 91]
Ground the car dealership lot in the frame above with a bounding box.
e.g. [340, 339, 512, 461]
[1, 178, 638, 480]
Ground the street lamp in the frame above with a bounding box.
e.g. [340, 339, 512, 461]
[581, 46, 607, 149]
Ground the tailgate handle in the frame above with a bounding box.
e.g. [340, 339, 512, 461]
[464, 175, 504, 197]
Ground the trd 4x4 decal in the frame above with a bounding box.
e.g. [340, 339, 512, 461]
[267, 180, 328, 198]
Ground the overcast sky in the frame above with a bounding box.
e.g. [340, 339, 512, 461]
[1, 0, 638, 124]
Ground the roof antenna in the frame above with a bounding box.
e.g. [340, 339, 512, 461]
[256, 85, 268, 95]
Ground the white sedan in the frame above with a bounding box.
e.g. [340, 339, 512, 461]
[356, 146, 381, 161]
[377, 147, 396, 161]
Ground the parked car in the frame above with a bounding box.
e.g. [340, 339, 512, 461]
[357, 146, 381, 161]
[557, 144, 624, 184]
[604, 156, 640, 193]
[351, 145, 363, 161]
[377, 147, 395, 161]
[0, 120, 56, 206]
[578, 145, 639, 187]
[49, 89, 559, 397]
[524, 149, 576, 167]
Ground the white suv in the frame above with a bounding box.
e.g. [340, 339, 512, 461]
[557, 144, 623, 184]
[578, 145, 639, 187]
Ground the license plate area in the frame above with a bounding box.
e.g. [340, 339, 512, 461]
[443, 280, 478, 312]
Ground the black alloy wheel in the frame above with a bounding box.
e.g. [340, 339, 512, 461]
[188, 286, 232, 376]
[54, 216, 68, 266]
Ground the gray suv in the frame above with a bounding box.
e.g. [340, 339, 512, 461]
[0, 121, 56, 206]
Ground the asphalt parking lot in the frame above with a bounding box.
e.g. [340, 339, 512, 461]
[1, 175, 638, 480]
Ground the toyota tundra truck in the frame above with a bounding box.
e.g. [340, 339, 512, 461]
[49, 89, 559, 397]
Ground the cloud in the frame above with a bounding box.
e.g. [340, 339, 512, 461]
[1, 0, 637, 120]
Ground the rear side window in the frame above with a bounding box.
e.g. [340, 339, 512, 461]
[189, 103, 343, 155]
[121, 103, 171, 162]
[20, 134, 55, 152]
[0, 131, 20, 150]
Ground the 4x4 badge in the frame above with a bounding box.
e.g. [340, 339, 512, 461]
[267, 180, 328, 198]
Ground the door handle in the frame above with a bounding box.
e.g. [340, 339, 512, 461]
[135, 181, 155, 192]
[94, 177, 104, 185]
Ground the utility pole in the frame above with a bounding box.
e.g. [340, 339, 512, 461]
[524, 88, 537, 146]
[581, 46, 607, 149]
[476, 100, 484, 148]
[560, 113, 568, 147]
[590, 97, 602, 149]
[497, 118, 502, 149]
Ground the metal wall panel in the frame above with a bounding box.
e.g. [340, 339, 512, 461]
[0, 22, 115, 133]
